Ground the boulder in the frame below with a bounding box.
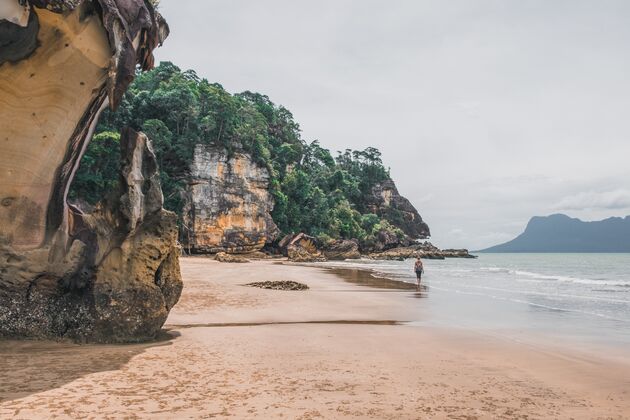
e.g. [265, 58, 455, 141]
[215, 252, 249, 263]
[279, 233, 326, 262]
[441, 249, 477, 258]
[287, 246, 326, 263]
[323, 239, 361, 260]
[373, 228, 409, 252]
[244, 251, 277, 260]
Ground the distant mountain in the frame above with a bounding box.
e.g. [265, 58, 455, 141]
[479, 214, 630, 253]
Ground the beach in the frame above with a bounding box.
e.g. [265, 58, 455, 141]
[1, 257, 629, 419]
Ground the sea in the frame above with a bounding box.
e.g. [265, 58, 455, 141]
[316, 253, 630, 350]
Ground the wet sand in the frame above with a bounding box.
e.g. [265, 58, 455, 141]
[1, 257, 629, 419]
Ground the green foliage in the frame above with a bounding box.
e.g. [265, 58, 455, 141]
[70, 62, 405, 247]
[69, 131, 120, 205]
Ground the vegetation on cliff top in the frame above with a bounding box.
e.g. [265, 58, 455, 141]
[70, 62, 408, 245]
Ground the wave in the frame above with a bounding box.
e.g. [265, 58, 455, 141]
[480, 267, 630, 287]
[434, 283, 630, 305]
[428, 284, 630, 323]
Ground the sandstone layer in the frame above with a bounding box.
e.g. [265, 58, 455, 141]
[183, 145, 279, 254]
[0, 0, 181, 342]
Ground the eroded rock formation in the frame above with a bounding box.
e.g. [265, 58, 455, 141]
[0, 0, 181, 342]
[367, 180, 431, 240]
[279, 233, 326, 262]
[183, 145, 279, 254]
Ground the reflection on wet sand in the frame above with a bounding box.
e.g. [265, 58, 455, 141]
[0, 332, 176, 403]
[326, 267, 418, 290]
[411, 285, 430, 298]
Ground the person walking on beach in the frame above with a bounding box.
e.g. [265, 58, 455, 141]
[414, 257, 424, 290]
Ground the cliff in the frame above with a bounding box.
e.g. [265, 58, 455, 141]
[68, 63, 433, 253]
[480, 214, 630, 253]
[0, 0, 181, 342]
[366, 180, 431, 240]
[182, 145, 279, 253]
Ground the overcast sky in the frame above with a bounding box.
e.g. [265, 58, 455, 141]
[155, 0, 630, 250]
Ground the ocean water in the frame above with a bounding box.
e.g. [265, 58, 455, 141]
[317, 254, 630, 348]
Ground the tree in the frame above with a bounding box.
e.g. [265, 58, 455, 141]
[69, 131, 121, 205]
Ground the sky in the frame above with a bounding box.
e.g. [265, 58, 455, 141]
[155, 0, 630, 250]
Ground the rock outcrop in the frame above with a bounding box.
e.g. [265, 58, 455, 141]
[0, 1, 180, 342]
[368, 228, 412, 253]
[366, 180, 431, 240]
[369, 242, 476, 260]
[183, 144, 279, 254]
[246, 281, 309, 291]
[323, 239, 361, 261]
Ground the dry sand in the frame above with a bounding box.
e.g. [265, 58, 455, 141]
[1, 257, 629, 419]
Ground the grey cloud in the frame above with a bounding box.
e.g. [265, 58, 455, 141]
[156, 0, 630, 250]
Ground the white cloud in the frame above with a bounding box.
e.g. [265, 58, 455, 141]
[553, 190, 630, 211]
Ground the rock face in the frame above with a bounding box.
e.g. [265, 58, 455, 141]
[366, 180, 431, 240]
[0, 1, 181, 342]
[183, 145, 279, 254]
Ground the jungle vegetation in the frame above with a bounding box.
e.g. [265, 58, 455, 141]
[70, 62, 406, 245]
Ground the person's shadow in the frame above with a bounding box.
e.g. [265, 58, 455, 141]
[0, 330, 177, 403]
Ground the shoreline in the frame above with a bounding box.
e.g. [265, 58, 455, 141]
[2, 258, 629, 418]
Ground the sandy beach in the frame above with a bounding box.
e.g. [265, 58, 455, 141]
[1, 257, 629, 419]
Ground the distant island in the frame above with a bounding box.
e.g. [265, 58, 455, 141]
[479, 214, 630, 253]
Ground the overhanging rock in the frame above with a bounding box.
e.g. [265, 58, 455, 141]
[0, 0, 182, 342]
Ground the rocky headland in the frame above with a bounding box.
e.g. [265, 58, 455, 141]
[366, 180, 430, 240]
